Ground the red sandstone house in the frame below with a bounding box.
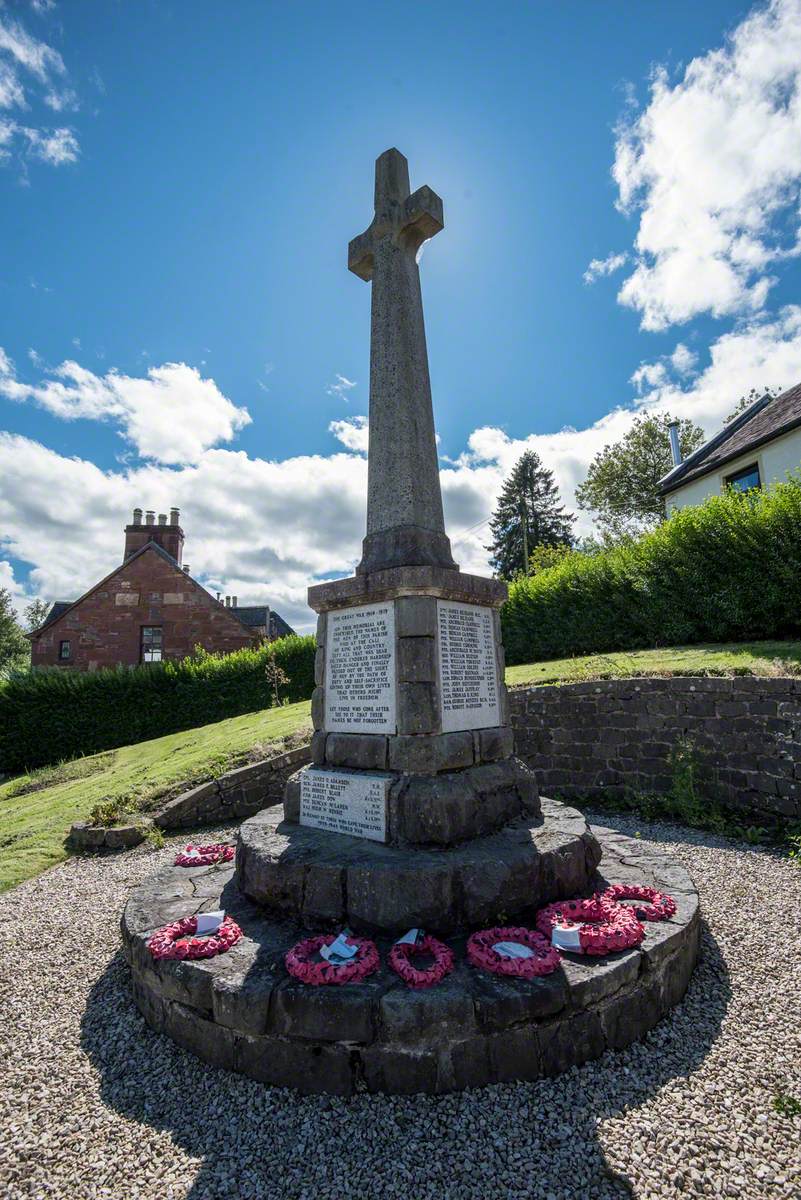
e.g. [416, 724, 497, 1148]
[29, 507, 294, 672]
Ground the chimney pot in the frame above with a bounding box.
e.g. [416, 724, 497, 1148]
[667, 421, 682, 468]
[183, 564, 190, 574]
[225, 596, 230, 607]
[132, 507, 143, 524]
[232, 596, 238, 607]
[158, 513, 167, 525]
[169, 507, 180, 525]
[145, 510, 155, 525]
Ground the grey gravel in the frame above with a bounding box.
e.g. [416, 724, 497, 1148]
[1, 813, 799, 1200]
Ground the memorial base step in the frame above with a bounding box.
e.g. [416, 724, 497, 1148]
[122, 822, 700, 1095]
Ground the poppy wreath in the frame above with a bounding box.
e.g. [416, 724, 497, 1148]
[284, 934, 380, 986]
[388, 936, 454, 989]
[601, 883, 677, 922]
[174, 844, 235, 868]
[535, 895, 644, 956]
[148, 914, 242, 961]
[466, 926, 560, 978]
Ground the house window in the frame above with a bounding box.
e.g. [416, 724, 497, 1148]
[140, 626, 163, 663]
[59, 640, 71, 660]
[725, 462, 761, 493]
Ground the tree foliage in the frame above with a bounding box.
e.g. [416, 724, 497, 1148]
[575, 413, 705, 541]
[487, 451, 574, 579]
[724, 385, 781, 425]
[24, 598, 50, 632]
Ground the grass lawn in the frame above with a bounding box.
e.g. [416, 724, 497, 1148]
[505, 639, 801, 688]
[0, 701, 311, 893]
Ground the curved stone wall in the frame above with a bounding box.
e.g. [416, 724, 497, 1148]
[510, 677, 801, 823]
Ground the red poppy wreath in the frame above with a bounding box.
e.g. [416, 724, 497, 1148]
[466, 926, 560, 978]
[285, 934, 380, 986]
[600, 883, 677, 921]
[174, 844, 235, 867]
[388, 935, 454, 989]
[535, 895, 644, 956]
[148, 914, 242, 961]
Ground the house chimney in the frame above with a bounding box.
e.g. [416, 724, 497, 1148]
[170, 508, 180, 525]
[183, 564, 190, 574]
[232, 596, 238, 607]
[667, 421, 682, 467]
[216, 591, 221, 601]
[124, 506, 185, 564]
[225, 596, 231, 607]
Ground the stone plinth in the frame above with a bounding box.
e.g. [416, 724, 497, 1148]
[237, 799, 601, 935]
[122, 822, 700, 1096]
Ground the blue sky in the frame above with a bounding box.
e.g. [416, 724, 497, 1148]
[2, 0, 801, 631]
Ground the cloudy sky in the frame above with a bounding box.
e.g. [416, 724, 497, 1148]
[2, 0, 801, 632]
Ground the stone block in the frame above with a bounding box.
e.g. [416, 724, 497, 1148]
[311, 686, 325, 730]
[301, 862, 345, 924]
[387, 731, 474, 774]
[599, 971, 663, 1050]
[69, 822, 105, 848]
[314, 646, 325, 686]
[395, 594, 437, 637]
[310, 730, 327, 766]
[166, 1001, 237, 1072]
[471, 971, 568, 1030]
[397, 681, 440, 734]
[236, 1033, 353, 1095]
[212, 963, 276, 1036]
[325, 732, 388, 770]
[477, 725, 515, 763]
[378, 973, 476, 1046]
[539, 1009, 605, 1075]
[105, 824, 146, 850]
[283, 772, 301, 821]
[271, 978, 383, 1043]
[315, 612, 326, 647]
[397, 636, 437, 683]
[360, 1045, 439, 1094]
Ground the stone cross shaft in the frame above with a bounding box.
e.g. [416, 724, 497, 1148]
[349, 148, 456, 575]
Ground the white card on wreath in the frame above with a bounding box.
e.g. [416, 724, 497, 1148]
[492, 941, 535, 959]
[196, 911, 225, 935]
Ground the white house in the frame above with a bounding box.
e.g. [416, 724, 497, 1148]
[659, 382, 801, 512]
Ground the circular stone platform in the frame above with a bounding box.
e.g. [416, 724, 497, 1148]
[235, 798, 603, 935]
[122, 806, 700, 1096]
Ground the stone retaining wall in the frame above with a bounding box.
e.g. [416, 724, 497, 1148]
[70, 745, 312, 850]
[510, 677, 801, 823]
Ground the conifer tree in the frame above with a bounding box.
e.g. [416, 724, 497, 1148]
[487, 451, 574, 579]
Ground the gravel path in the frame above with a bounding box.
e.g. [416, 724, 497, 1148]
[1, 815, 799, 1200]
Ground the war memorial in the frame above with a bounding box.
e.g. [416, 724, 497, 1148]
[121, 150, 700, 1095]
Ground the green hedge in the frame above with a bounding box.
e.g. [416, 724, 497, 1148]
[502, 481, 801, 665]
[0, 634, 316, 774]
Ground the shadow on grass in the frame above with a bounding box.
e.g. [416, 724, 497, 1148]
[80, 916, 731, 1200]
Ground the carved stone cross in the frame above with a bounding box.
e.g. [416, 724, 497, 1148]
[348, 148, 456, 575]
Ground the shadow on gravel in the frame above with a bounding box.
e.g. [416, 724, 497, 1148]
[80, 922, 731, 1200]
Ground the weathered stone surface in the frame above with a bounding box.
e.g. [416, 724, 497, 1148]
[314, 646, 325, 686]
[397, 636, 437, 683]
[308, 564, 506, 614]
[397, 681, 439, 735]
[387, 732, 474, 775]
[237, 800, 597, 933]
[104, 823, 147, 850]
[283, 772, 301, 822]
[325, 732, 388, 771]
[395, 595, 437, 638]
[478, 725, 515, 762]
[68, 822, 107, 849]
[311, 686, 325, 730]
[310, 730, 327, 766]
[123, 819, 700, 1095]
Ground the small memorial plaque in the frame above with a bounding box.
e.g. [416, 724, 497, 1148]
[437, 600, 501, 733]
[324, 601, 396, 733]
[299, 767, 389, 842]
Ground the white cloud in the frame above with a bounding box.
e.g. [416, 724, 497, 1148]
[329, 414, 368, 453]
[326, 374, 357, 400]
[0, 353, 252, 464]
[583, 252, 628, 284]
[0, 11, 80, 168]
[3, 308, 799, 630]
[613, 0, 801, 330]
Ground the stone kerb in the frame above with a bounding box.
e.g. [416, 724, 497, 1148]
[510, 676, 801, 823]
[68, 744, 312, 852]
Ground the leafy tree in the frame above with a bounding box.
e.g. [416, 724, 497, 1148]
[575, 413, 705, 540]
[24, 598, 50, 632]
[0, 589, 28, 678]
[487, 451, 574, 579]
[724, 386, 781, 425]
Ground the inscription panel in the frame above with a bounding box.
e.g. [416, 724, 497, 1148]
[437, 600, 500, 732]
[324, 602, 396, 733]
[299, 766, 389, 842]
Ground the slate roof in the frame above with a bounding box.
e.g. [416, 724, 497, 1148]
[30, 542, 295, 641]
[659, 382, 801, 496]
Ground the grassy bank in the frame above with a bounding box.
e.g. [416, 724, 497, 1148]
[0, 701, 311, 892]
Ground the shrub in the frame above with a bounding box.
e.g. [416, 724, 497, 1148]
[0, 634, 316, 774]
[501, 480, 801, 664]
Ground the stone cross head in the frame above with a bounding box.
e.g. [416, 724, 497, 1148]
[348, 148, 444, 281]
